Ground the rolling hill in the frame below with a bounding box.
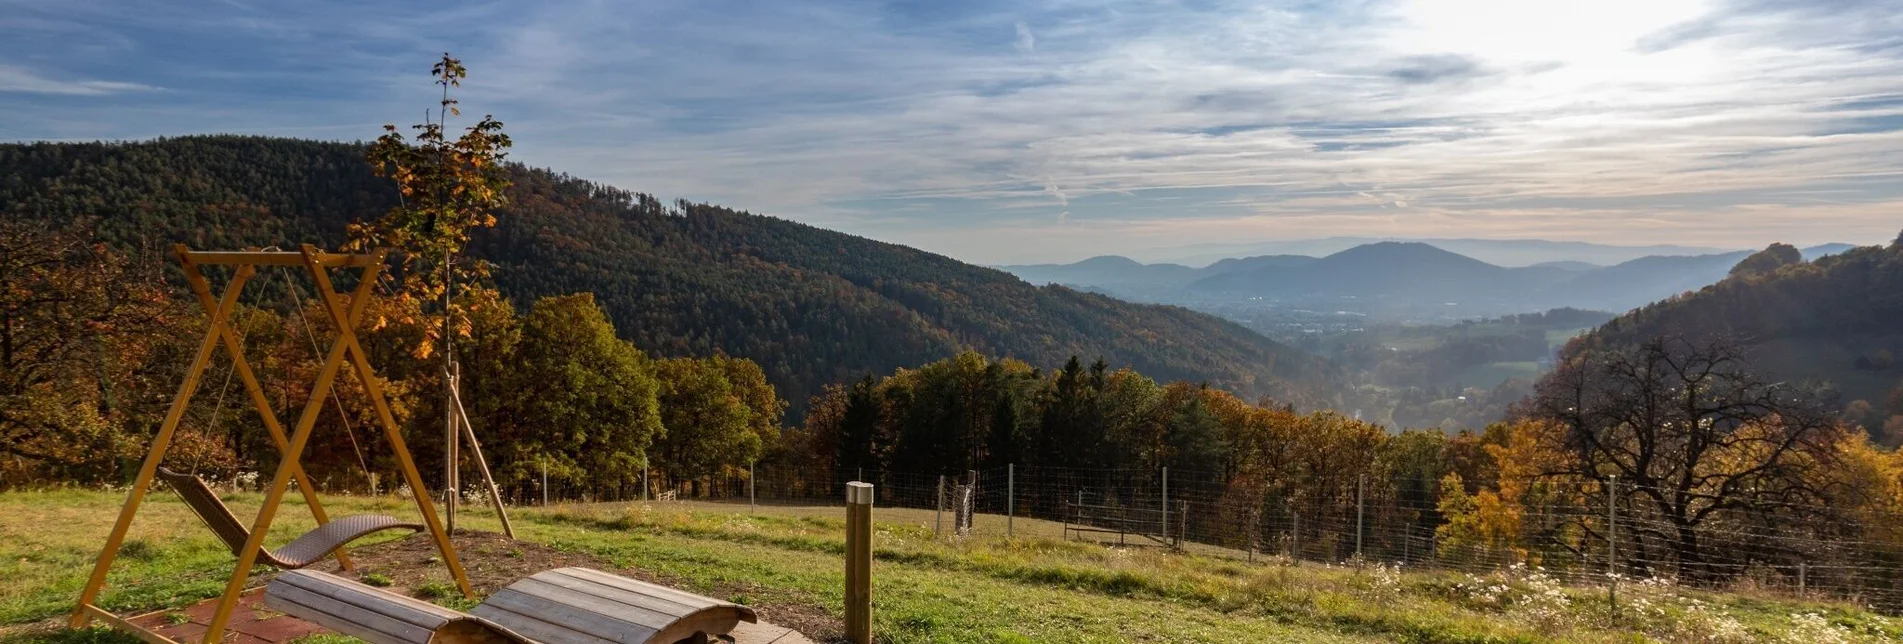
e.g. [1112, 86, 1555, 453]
[1565, 239, 1903, 430]
[0, 136, 1336, 416]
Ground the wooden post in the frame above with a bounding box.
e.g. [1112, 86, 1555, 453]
[1798, 562, 1807, 597]
[447, 370, 512, 539]
[446, 364, 459, 534]
[1007, 463, 1015, 538]
[541, 459, 549, 506]
[845, 481, 874, 644]
[749, 461, 757, 515]
[935, 475, 944, 539]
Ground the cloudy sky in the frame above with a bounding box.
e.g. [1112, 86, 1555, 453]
[3, 0, 1900, 263]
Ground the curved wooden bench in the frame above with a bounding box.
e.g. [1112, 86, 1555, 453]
[158, 467, 422, 569]
[266, 568, 758, 644]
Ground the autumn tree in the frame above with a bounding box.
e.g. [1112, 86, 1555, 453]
[1521, 336, 1843, 582]
[0, 221, 179, 483]
[352, 55, 512, 354]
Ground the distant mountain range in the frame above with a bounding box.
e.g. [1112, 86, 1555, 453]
[1002, 242, 1858, 320]
[1129, 237, 1747, 268]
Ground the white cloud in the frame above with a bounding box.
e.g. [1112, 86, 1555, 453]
[0, 64, 159, 95]
[2, 0, 1900, 262]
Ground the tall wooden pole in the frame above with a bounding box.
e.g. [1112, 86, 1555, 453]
[845, 481, 874, 644]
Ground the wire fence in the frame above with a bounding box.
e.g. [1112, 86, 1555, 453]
[503, 463, 1903, 614]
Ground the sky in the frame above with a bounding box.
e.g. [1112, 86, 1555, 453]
[3, 0, 1900, 264]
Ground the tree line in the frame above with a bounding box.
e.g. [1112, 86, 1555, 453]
[0, 221, 781, 496]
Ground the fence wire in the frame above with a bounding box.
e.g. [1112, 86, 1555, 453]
[503, 463, 1903, 614]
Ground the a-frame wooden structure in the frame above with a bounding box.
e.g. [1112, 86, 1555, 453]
[71, 246, 472, 644]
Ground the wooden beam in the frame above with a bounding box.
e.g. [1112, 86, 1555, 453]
[79, 604, 182, 644]
[178, 250, 381, 267]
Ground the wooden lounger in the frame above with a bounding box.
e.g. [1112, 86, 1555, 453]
[265, 568, 759, 644]
[157, 467, 423, 569]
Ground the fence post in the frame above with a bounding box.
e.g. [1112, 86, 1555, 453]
[540, 459, 548, 507]
[1160, 466, 1169, 540]
[1355, 474, 1365, 560]
[749, 461, 756, 515]
[1164, 499, 1179, 552]
[1290, 503, 1300, 565]
[641, 469, 649, 502]
[845, 481, 874, 644]
[1608, 475, 1619, 614]
[935, 475, 945, 539]
[1007, 463, 1015, 538]
[1798, 562, 1807, 597]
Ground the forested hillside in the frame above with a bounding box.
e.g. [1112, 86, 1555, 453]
[0, 136, 1333, 417]
[1567, 240, 1903, 440]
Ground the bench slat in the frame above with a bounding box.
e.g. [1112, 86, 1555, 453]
[277, 571, 462, 628]
[264, 585, 431, 644]
[506, 576, 692, 626]
[495, 578, 679, 631]
[478, 587, 663, 644]
[557, 569, 723, 611]
[466, 603, 624, 644]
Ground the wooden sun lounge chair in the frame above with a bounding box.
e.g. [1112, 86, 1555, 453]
[157, 467, 423, 569]
[264, 567, 759, 644]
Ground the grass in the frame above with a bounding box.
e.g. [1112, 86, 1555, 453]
[4, 489, 1902, 643]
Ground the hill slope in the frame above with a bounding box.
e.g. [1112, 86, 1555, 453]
[1568, 239, 1903, 424]
[0, 136, 1334, 414]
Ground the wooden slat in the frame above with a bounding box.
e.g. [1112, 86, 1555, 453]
[265, 592, 415, 644]
[276, 571, 463, 625]
[556, 569, 725, 611]
[477, 588, 663, 643]
[494, 579, 678, 630]
[265, 582, 438, 644]
[508, 575, 693, 624]
[466, 603, 622, 644]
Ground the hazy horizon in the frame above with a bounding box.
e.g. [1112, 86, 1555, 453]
[4, 0, 1900, 264]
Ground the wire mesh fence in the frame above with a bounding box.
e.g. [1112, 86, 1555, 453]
[504, 462, 1903, 614]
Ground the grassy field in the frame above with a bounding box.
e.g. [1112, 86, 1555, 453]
[5, 489, 1903, 643]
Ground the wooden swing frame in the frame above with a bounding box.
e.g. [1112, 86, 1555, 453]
[71, 245, 472, 644]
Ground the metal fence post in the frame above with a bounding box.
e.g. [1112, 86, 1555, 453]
[1007, 464, 1015, 538]
[845, 481, 874, 644]
[1161, 466, 1169, 540]
[1290, 503, 1300, 565]
[1608, 475, 1619, 613]
[1355, 473, 1365, 559]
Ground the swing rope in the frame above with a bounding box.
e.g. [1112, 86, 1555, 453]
[274, 252, 375, 486]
